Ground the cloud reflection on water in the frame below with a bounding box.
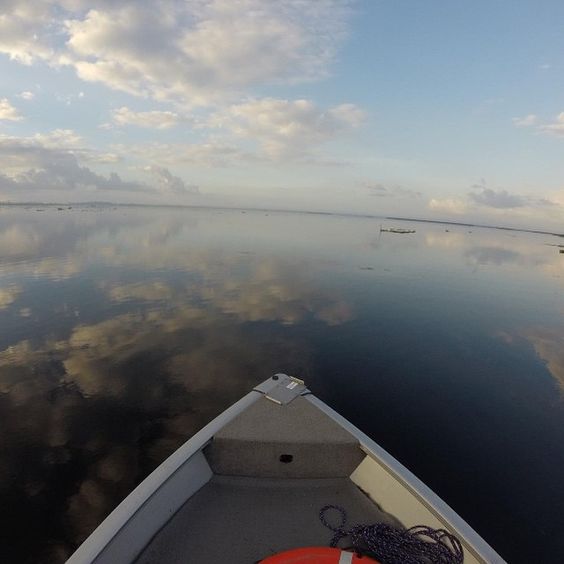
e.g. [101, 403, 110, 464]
[498, 327, 564, 396]
[464, 246, 522, 266]
[525, 327, 564, 394]
[0, 207, 355, 562]
[427, 230, 564, 395]
[0, 316, 319, 560]
[425, 228, 563, 285]
[0, 284, 21, 308]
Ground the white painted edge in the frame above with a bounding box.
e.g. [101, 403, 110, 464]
[304, 394, 507, 564]
[67, 387, 267, 564]
[92, 451, 212, 564]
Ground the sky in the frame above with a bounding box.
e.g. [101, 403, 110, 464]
[1, 0, 564, 231]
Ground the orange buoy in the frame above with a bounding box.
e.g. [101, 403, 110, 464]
[260, 546, 379, 563]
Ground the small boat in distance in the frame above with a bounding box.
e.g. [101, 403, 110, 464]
[68, 375, 505, 564]
[380, 227, 416, 234]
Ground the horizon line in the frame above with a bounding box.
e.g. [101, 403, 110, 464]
[1, 200, 563, 238]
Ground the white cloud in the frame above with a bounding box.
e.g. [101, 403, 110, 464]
[210, 98, 365, 159]
[468, 188, 525, 209]
[428, 198, 468, 215]
[0, 130, 206, 197]
[145, 166, 199, 194]
[0, 156, 144, 193]
[0, 98, 23, 121]
[32, 129, 83, 149]
[120, 141, 255, 167]
[518, 112, 564, 137]
[538, 112, 564, 136]
[18, 91, 35, 101]
[0, 1, 350, 107]
[109, 106, 184, 129]
[78, 151, 121, 164]
[0, 3, 54, 65]
[0, 129, 118, 172]
[112, 97, 365, 165]
[512, 114, 537, 127]
[467, 187, 558, 210]
[552, 190, 564, 208]
[427, 187, 563, 231]
[363, 182, 422, 199]
[0, 130, 145, 193]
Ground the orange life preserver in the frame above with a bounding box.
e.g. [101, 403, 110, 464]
[260, 546, 379, 563]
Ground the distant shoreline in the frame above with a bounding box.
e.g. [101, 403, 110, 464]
[1, 201, 563, 238]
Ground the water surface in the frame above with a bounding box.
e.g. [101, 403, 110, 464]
[1, 205, 563, 563]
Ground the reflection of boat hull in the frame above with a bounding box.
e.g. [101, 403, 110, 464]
[68, 375, 505, 564]
[380, 227, 416, 234]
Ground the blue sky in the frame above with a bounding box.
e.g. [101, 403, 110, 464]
[0, 0, 563, 230]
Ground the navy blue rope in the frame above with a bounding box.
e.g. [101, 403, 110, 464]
[320, 505, 464, 564]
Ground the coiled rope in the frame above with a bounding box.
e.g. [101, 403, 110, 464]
[319, 505, 464, 564]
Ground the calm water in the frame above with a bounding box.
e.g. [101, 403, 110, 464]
[0, 205, 563, 563]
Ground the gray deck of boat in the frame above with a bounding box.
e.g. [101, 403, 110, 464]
[136, 393, 400, 564]
[136, 475, 399, 564]
[206, 395, 365, 478]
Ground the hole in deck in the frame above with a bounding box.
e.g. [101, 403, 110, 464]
[279, 454, 293, 463]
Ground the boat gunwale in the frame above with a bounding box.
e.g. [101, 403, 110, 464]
[305, 394, 506, 564]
